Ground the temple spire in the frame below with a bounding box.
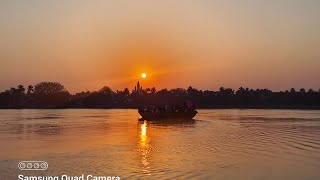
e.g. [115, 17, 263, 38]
[133, 81, 143, 93]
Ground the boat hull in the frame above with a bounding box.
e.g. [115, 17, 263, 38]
[139, 111, 198, 120]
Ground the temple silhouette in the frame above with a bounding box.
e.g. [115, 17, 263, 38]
[133, 81, 143, 94]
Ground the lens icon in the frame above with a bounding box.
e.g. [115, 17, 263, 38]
[18, 162, 26, 169]
[34, 163, 40, 169]
[40, 162, 48, 169]
[27, 163, 33, 169]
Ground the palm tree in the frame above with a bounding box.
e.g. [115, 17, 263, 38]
[27, 85, 34, 95]
[17, 85, 25, 95]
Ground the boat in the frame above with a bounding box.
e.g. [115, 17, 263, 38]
[138, 110, 198, 120]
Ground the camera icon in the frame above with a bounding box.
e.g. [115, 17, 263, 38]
[18, 161, 48, 170]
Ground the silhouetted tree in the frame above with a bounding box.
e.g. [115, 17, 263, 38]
[1, 82, 320, 109]
[218, 87, 234, 96]
[150, 87, 157, 94]
[17, 85, 25, 95]
[34, 82, 70, 107]
[27, 85, 34, 95]
[187, 86, 199, 96]
[123, 88, 130, 96]
[145, 88, 152, 94]
[170, 88, 187, 96]
[299, 88, 306, 94]
[157, 88, 169, 96]
[99, 86, 113, 96]
[308, 89, 315, 94]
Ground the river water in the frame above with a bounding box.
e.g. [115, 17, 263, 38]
[0, 109, 320, 179]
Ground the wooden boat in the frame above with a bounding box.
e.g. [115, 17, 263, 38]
[138, 110, 198, 120]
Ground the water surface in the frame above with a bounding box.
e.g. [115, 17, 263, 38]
[0, 109, 320, 179]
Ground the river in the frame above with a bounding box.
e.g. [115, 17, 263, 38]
[0, 109, 319, 179]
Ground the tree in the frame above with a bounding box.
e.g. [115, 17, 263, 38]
[150, 87, 157, 94]
[34, 82, 70, 107]
[299, 88, 306, 94]
[157, 88, 169, 96]
[145, 88, 152, 94]
[187, 86, 199, 96]
[170, 88, 187, 96]
[99, 86, 113, 96]
[123, 88, 130, 96]
[34, 82, 67, 95]
[236, 87, 247, 96]
[17, 85, 25, 95]
[218, 87, 234, 96]
[219, 87, 225, 92]
[9, 87, 17, 95]
[308, 89, 315, 94]
[27, 85, 34, 95]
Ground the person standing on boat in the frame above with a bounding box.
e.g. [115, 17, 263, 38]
[184, 100, 196, 112]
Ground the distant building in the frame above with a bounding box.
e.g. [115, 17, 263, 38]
[133, 81, 143, 94]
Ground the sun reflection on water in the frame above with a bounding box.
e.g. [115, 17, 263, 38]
[137, 120, 152, 175]
[141, 121, 147, 146]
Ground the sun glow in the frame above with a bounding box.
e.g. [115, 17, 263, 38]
[141, 73, 147, 79]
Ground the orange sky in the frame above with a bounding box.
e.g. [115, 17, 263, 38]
[0, 1, 319, 93]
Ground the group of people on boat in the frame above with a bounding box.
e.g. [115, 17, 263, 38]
[138, 101, 196, 113]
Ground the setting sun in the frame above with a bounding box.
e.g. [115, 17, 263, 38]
[141, 73, 147, 79]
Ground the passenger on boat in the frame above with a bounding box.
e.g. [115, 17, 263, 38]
[139, 102, 196, 113]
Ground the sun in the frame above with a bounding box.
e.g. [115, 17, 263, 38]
[141, 73, 147, 79]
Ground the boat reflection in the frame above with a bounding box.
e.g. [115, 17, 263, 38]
[145, 118, 196, 128]
[136, 120, 152, 175]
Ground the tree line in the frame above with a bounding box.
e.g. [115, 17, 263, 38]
[0, 82, 320, 109]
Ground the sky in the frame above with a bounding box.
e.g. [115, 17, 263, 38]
[0, 0, 319, 93]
